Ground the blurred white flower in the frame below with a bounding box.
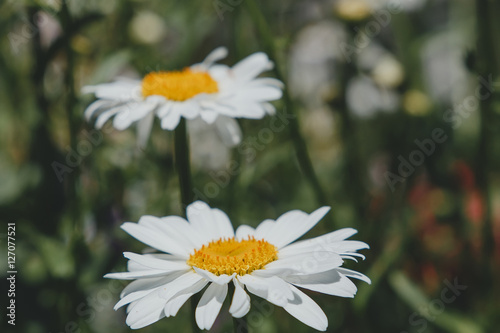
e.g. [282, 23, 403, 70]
[129, 11, 167, 45]
[357, 43, 405, 89]
[188, 117, 232, 171]
[380, 0, 427, 12]
[333, 0, 372, 21]
[37, 11, 61, 48]
[82, 47, 282, 147]
[347, 75, 399, 118]
[359, 0, 428, 13]
[371, 55, 404, 88]
[289, 21, 346, 108]
[421, 32, 468, 104]
[105, 201, 370, 331]
[403, 89, 432, 116]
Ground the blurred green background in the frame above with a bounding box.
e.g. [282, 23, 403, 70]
[1, 0, 499, 332]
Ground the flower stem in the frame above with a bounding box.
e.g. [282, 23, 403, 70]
[233, 316, 249, 333]
[174, 118, 200, 332]
[174, 118, 194, 207]
[60, 0, 80, 229]
[475, 0, 496, 293]
[244, 0, 332, 222]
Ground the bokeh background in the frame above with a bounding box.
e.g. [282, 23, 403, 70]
[1, 0, 500, 332]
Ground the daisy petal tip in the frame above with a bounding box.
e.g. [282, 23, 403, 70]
[204, 46, 229, 64]
[310, 206, 331, 220]
[81, 85, 96, 94]
[318, 206, 331, 214]
[120, 222, 134, 232]
[123, 251, 137, 260]
[265, 60, 275, 71]
[213, 46, 228, 58]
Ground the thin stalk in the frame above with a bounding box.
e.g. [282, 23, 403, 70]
[233, 316, 249, 333]
[174, 118, 194, 207]
[174, 118, 200, 333]
[227, 283, 248, 333]
[60, 0, 80, 229]
[475, 0, 496, 292]
[244, 0, 332, 220]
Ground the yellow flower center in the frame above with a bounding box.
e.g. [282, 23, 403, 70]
[141, 68, 219, 101]
[187, 237, 278, 276]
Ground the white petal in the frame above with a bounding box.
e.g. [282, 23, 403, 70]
[120, 275, 176, 298]
[208, 64, 231, 82]
[104, 270, 171, 280]
[321, 228, 359, 241]
[283, 285, 328, 331]
[126, 300, 139, 314]
[116, 274, 188, 311]
[160, 104, 182, 130]
[232, 52, 272, 83]
[238, 275, 293, 307]
[138, 215, 199, 253]
[195, 283, 228, 330]
[336, 267, 371, 284]
[199, 47, 228, 69]
[200, 110, 219, 124]
[229, 279, 251, 318]
[284, 269, 359, 298]
[214, 116, 242, 147]
[164, 278, 208, 317]
[210, 208, 235, 239]
[158, 271, 205, 302]
[157, 101, 173, 117]
[186, 201, 234, 244]
[262, 207, 331, 249]
[246, 77, 284, 89]
[112, 101, 157, 130]
[236, 85, 283, 102]
[84, 99, 115, 120]
[95, 106, 123, 129]
[123, 252, 190, 271]
[279, 228, 368, 258]
[115, 289, 155, 311]
[136, 111, 155, 149]
[127, 259, 150, 272]
[261, 102, 276, 115]
[192, 267, 234, 285]
[111, 107, 134, 130]
[126, 290, 166, 329]
[91, 81, 141, 101]
[254, 219, 275, 239]
[121, 222, 190, 258]
[164, 294, 192, 318]
[157, 216, 205, 250]
[235, 225, 255, 241]
[256, 251, 343, 276]
[222, 101, 267, 119]
[198, 100, 236, 118]
[172, 100, 200, 119]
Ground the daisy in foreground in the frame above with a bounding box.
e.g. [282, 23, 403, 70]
[82, 47, 282, 147]
[105, 201, 370, 331]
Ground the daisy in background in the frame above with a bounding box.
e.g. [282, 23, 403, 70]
[82, 47, 283, 147]
[105, 201, 370, 331]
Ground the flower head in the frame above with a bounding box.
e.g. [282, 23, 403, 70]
[82, 47, 283, 147]
[105, 201, 370, 331]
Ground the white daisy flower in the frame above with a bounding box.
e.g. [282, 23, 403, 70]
[82, 47, 283, 147]
[105, 201, 370, 331]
